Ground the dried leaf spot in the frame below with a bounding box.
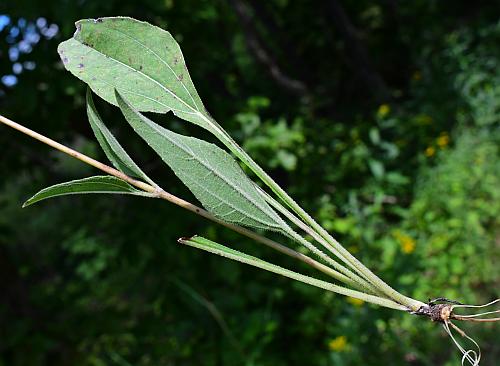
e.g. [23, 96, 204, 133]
[178, 74, 184, 81]
[77, 63, 84, 68]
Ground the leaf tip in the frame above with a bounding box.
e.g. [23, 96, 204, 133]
[114, 89, 135, 114]
[56, 42, 69, 65]
[74, 20, 83, 37]
[178, 235, 197, 244]
[86, 87, 95, 108]
[113, 88, 122, 100]
[113, 88, 126, 106]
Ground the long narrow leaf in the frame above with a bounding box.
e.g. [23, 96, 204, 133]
[23, 176, 149, 207]
[115, 90, 290, 234]
[56, 18, 300, 216]
[86, 89, 156, 186]
[179, 236, 406, 311]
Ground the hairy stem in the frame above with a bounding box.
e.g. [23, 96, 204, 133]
[181, 236, 407, 311]
[286, 229, 383, 296]
[259, 186, 385, 297]
[0, 113, 370, 290]
[207, 117, 424, 310]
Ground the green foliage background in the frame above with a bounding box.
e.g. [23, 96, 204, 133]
[0, 1, 498, 365]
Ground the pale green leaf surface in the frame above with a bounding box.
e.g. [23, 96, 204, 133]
[179, 236, 405, 311]
[86, 89, 156, 186]
[58, 17, 214, 130]
[23, 176, 147, 207]
[116, 91, 289, 233]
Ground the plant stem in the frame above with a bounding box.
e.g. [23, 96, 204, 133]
[182, 236, 407, 311]
[260, 187, 386, 297]
[207, 118, 424, 310]
[285, 229, 383, 296]
[0, 113, 363, 290]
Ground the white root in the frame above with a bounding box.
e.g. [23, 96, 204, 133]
[442, 320, 481, 366]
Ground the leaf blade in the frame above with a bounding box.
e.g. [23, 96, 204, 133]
[23, 176, 147, 207]
[86, 89, 156, 186]
[115, 91, 289, 233]
[58, 17, 211, 129]
[179, 236, 406, 311]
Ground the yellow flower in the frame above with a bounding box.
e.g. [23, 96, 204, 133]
[401, 239, 415, 254]
[412, 71, 422, 81]
[377, 104, 390, 118]
[394, 232, 416, 254]
[425, 146, 435, 157]
[328, 336, 348, 352]
[436, 133, 450, 148]
[347, 297, 365, 307]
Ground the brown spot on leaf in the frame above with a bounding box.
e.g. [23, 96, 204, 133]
[77, 63, 84, 68]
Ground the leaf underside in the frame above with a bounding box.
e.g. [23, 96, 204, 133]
[86, 89, 155, 185]
[58, 17, 213, 130]
[58, 17, 289, 233]
[116, 91, 289, 233]
[23, 176, 146, 207]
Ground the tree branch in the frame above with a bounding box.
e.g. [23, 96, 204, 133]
[326, 0, 391, 102]
[228, 0, 308, 96]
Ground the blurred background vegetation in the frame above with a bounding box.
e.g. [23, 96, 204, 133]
[0, 1, 499, 365]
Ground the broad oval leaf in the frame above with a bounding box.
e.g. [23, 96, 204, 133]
[23, 176, 148, 207]
[116, 91, 290, 233]
[58, 17, 213, 130]
[86, 89, 156, 186]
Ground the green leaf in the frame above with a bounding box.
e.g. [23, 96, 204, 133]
[58, 17, 216, 131]
[86, 89, 156, 186]
[57, 17, 274, 194]
[116, 91, 289, 233]
[368, 159, 385, 179]
[178, 236, 405, 311]
[23, 176, 148, 207]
